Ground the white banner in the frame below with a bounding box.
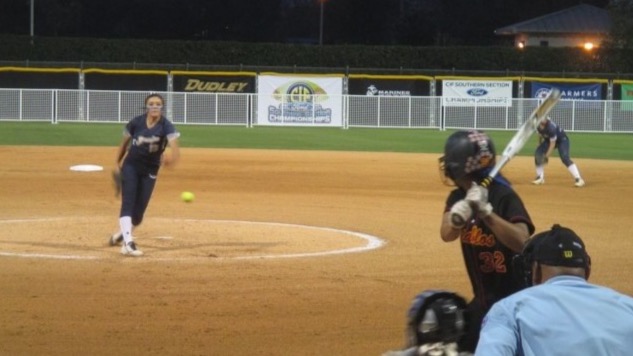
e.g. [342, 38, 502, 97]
[257, 75, 343, 126]
[442, 80, 513, 107]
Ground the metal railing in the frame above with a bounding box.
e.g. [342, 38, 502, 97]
[1, 88, 632, 132]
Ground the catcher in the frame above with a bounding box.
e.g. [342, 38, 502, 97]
[383, 290, 470, 356]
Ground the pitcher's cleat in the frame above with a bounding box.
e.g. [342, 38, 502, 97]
[120, 241, 144, 257]
[575, 178, 585, 187]
[532, 176, 545, 185]
[109, 232, 123, 246]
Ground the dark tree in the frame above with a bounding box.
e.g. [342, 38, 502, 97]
[606, 0, 633, 49]
[0, 0, 615, 46]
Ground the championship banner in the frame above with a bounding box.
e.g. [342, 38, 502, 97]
[348, 77, 430, 96]
[531, 82, 602, 100]
[172, 72, 255, 93]
[257, 75, 343, 126]
[621, 84, 633, 111]
[442, 80, 512, 107]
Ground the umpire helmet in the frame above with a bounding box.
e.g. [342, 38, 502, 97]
[406, 290, 467, 347]
[439, 130, 496, 185]
[513, 224, 592, 287]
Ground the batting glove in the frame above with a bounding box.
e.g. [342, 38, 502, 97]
[449, 200, 472, 229]
[466, 183, 493, 218]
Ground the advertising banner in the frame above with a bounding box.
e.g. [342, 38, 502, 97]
[172, 73, 255, 93]
[84, 70, 167, 91]
[442, 80, 512, 107]
[531, 82, 602, 100]
[0, 70, 79, 89]
[621, 83, 633, 111]
[257, 75, 343, 126]
[348, 77, 430, 96]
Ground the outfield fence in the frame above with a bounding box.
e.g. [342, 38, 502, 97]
[1, 88, 633, 133]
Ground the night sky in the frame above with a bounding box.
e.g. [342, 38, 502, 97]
[0, 0, 610, 45]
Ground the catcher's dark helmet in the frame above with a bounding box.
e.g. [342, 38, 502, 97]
[512, 224, 591, 287]
[406, 290, 467, 347]
[439, 130, 496, 184]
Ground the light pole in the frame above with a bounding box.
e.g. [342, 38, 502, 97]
[30, 0, 34, 44]
[319, 0, 324, 45]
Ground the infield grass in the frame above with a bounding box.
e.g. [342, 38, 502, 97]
[1, 121, 631, 161]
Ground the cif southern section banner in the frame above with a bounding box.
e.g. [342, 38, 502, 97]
[530, 82, 602, 100]
[171, 71, 255, 93]
[442, 80, 512, 107]
[348, 75, 431, 96]
[257, 75, 343, 126]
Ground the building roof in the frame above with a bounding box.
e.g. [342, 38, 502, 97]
[495, 4, 611, 35]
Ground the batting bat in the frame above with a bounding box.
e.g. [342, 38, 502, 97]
[451, 88, 562, 226]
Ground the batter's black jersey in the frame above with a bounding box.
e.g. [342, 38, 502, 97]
[445, 181, 534, 311]
[123, 115, 179, 168]
[537, 120, 567, 146]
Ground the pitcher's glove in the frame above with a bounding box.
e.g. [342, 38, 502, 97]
[112, 170, 122, 197]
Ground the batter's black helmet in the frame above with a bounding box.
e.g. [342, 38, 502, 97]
[513, 224, 591, 287]
[406, 290, 467, 347]
[439, 130, 496, 184]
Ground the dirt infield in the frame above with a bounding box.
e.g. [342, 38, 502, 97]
[1, 146, 632, 355]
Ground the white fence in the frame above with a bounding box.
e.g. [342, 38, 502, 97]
[2, 88, 633, 132]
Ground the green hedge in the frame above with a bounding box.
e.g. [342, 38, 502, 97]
[1, 35, 633, 77]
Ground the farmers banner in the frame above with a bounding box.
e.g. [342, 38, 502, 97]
[531, 82, 602, 100]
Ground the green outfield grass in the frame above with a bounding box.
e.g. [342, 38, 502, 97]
[1, 121, 631, 160]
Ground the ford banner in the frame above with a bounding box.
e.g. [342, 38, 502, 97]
[442, 80, 512, 107]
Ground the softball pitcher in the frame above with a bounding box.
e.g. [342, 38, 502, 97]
[108, 93, 180, 256]
[532, 117, 585, 187]
[439, 130, 535, 353]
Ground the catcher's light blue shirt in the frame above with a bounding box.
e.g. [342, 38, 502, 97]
[475, 275, 633, 356]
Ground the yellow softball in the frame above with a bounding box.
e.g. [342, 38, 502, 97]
[180, 191, 195, 203]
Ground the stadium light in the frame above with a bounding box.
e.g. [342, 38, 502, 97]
[319, 0, 325, 45]
[30, 0, 34, 44]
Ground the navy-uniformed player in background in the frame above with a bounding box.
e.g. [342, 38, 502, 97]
[109, 93, 180, 256]
[532, 116, 585, 187]
[439, 130, 535, 353]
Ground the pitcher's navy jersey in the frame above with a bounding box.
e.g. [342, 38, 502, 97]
[537, 120, 567, 147]
[124, 115, 179, 167]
